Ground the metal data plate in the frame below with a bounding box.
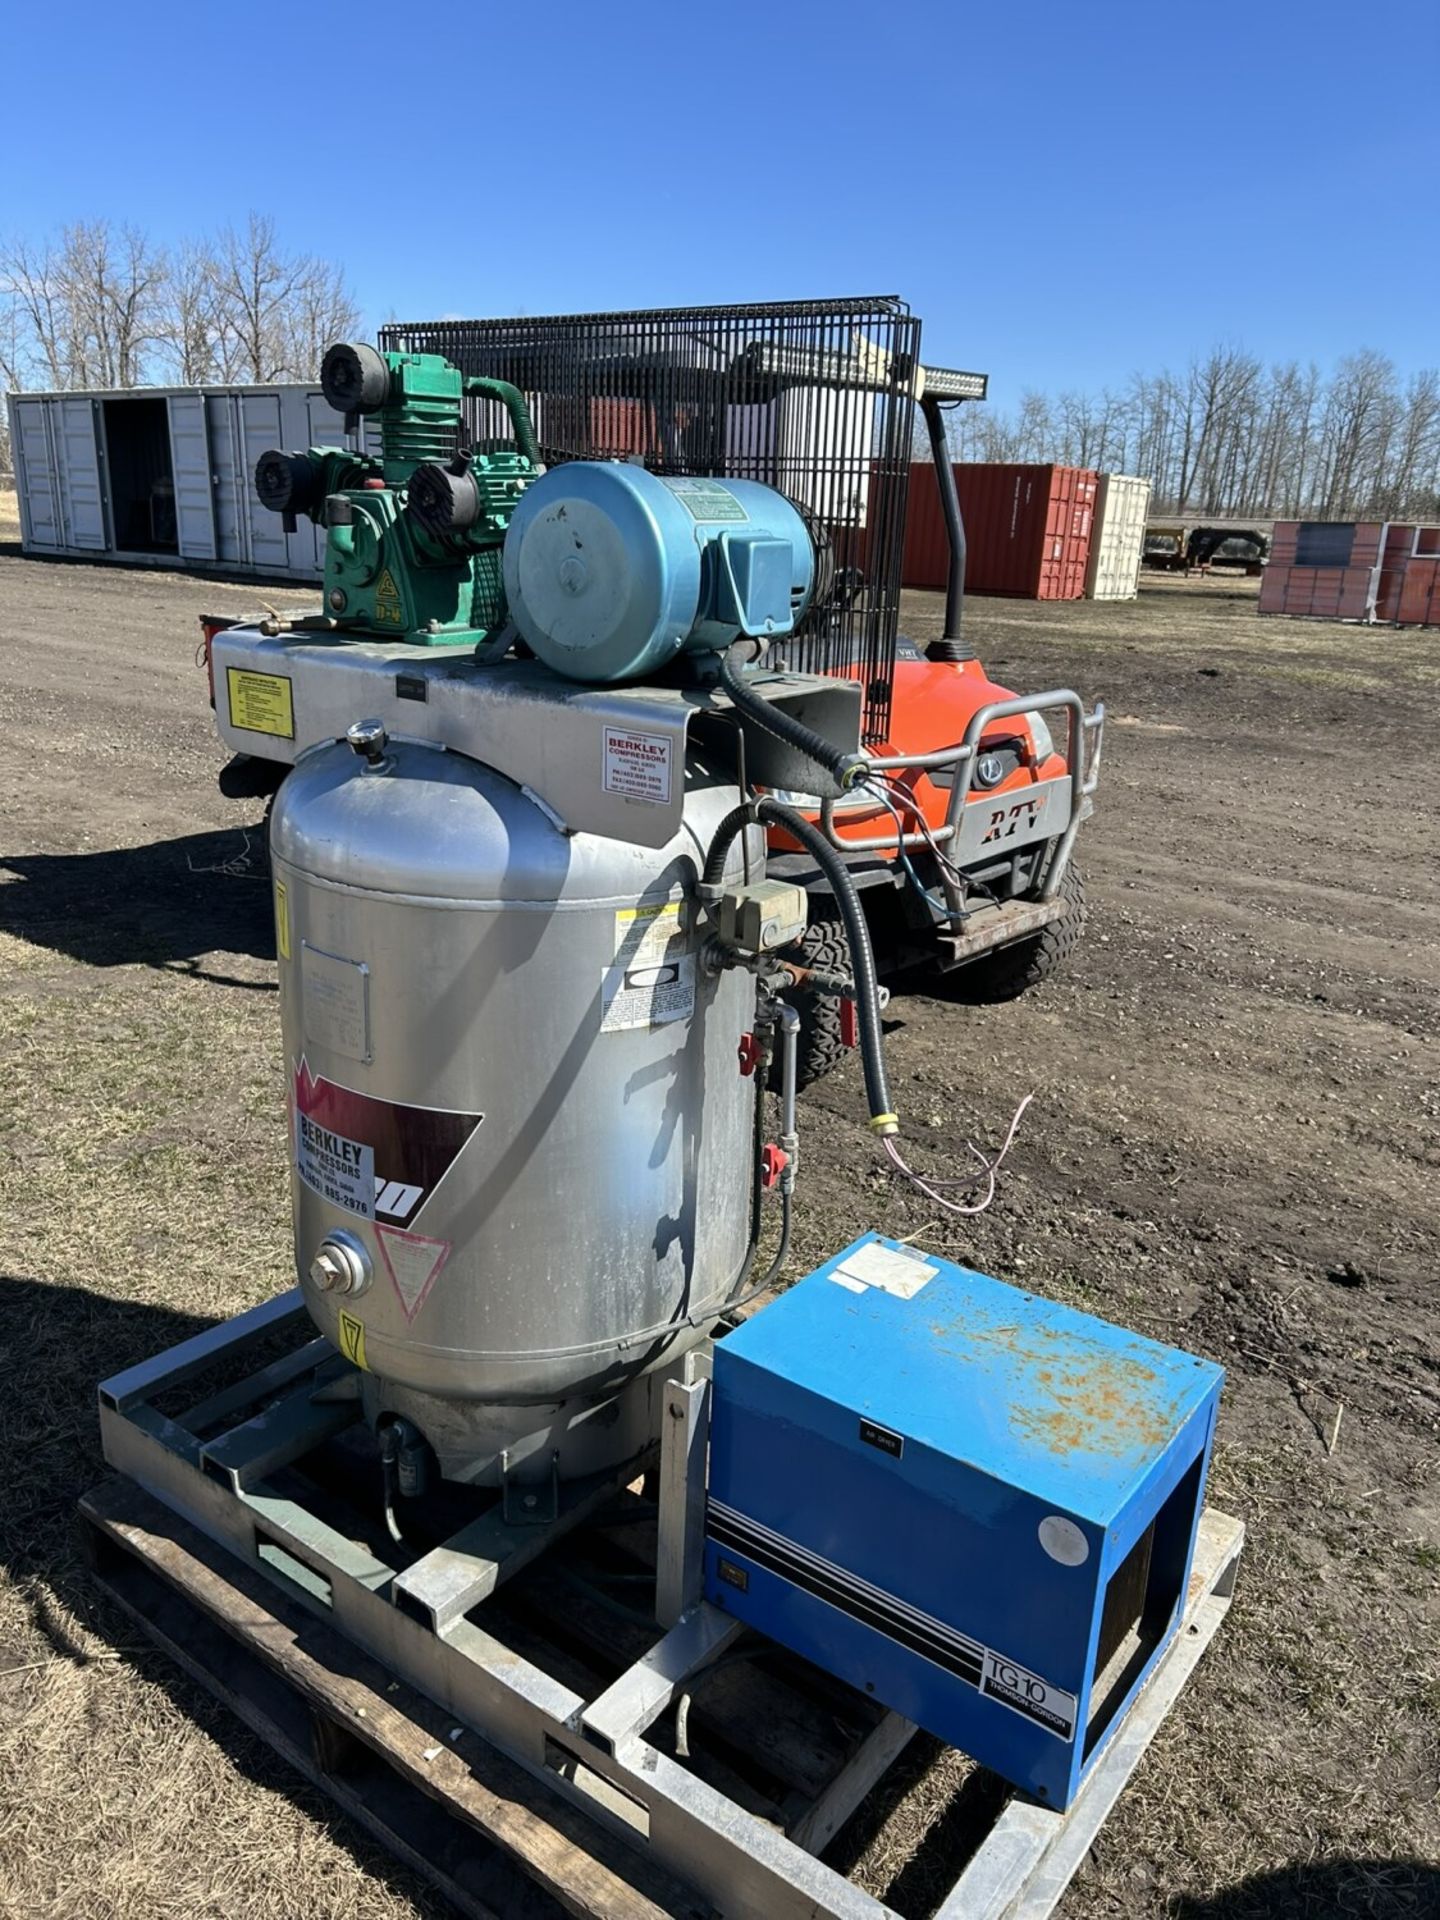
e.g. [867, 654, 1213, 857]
[211, 627, 862, 850]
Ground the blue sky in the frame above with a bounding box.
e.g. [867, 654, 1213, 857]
[7, 0, 1437, 402]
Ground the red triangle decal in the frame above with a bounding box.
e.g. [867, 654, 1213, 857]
[376, 1225, 451, 1323]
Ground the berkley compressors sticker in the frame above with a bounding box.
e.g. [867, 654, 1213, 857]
[292, 1059, 483, 1320]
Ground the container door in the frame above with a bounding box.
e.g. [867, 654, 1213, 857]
[55, 396, 108, 549]
[11, 397, 61, 550]
[237, 393, 289, 575]
[167, 394, 217, 561]
[206, 395, 248, 566]
[1108, 476, 1151, 599]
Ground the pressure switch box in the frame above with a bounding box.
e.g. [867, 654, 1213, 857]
[704, 1234, 1223, 1809]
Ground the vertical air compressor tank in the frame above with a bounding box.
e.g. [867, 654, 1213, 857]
[270, 733, 758, 1483]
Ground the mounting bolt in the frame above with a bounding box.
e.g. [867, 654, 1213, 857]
[309, 1232, 371, 1296]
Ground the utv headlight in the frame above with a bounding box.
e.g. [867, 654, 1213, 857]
[1024, 709, 1056, 761]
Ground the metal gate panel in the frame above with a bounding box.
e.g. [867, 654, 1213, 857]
[167, 394, 217, 561]
[55, 396, 107, 548]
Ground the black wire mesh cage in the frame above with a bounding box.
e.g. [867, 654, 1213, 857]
[380, 297, 924, 741]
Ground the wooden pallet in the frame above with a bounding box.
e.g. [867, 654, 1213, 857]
[81, 1471, 1243, 1920]
[82, 1476, 701, 1920]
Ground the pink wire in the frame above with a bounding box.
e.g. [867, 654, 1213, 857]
[884, 1092, 1034, 1217]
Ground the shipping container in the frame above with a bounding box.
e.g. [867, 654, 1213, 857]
[1084, 473, 1151, 600]
[902, 462, 1098, 599]
[6, 384, 374, 583]
[1260, 520, 1440, 626]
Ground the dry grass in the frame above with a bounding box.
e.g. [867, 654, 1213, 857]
[0, 941, 451, 1917]
[0, 487, 19, 542]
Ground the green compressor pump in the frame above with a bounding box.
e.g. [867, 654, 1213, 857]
[253, 343, 541, 646]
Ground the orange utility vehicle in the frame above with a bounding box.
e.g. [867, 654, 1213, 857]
[761, 344, 1103, 1084]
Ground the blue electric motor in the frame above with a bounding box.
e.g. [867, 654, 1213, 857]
[502, 462, 815, 684]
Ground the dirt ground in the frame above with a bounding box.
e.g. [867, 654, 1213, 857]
[0, 513, 1436, 1919]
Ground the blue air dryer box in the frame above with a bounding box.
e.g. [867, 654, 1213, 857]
[704, 1234, 1223, 1809]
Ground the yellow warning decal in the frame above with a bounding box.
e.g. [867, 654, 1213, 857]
[614, 898, 687, 964]
[227, 667, 295, 739]
[373, 568, 404, 626]
[337, 1309, 368, 1371]
[274, 878, 290, 961]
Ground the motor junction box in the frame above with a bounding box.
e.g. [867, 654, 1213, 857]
[704, 1234, 1223, 1809]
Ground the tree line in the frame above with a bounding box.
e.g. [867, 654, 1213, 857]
[935, 345, 1440, 523]
[0, 215, 359, 473]
[4, 234, 1437, 528]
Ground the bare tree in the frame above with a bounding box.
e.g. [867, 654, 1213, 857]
[207, 214, 358, 383]
[273, 253, 360, 383]
[949, 346, 1440, 521]
[0, 223, 165, 390]
[156, 239, 224, 384]
[3, 212, 360, 407]
[0, 234, 71, 387]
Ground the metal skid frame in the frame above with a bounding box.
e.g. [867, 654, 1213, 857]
[96, 1292, 1243, 1920]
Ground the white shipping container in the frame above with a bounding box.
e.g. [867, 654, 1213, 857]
[1085, 472, 1151, 600]
[6, 383, 374, 584]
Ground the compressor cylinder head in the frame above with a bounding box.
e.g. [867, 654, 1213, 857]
[321, 340, 393, 416]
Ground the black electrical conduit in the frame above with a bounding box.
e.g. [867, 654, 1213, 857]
[717, 653, 869, 794]
[702, 796, 897, 1136]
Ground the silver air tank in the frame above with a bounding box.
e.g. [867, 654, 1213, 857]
[271, 729, 757, 1484]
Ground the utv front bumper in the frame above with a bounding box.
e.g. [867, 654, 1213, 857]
[816, 688, 1105, 916]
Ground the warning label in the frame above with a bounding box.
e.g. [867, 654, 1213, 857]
[274, 879, 290, 962]
[603, 727, 673, 805]
[600, 953, 696, 1032]
[377, 1225, 451, 1322]
[227, 667, 294, 740]
[373, 567, 404, 626]
[297, 1111, 375, 1219]
[602, 894, 695, 1031]
[615, 898, 688, 965]
[337, 1309, 368, 1371]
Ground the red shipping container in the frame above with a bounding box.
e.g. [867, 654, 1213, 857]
[1399, 560, 1440, 626]
[903, 463, 1098, 600]
[1263, 520, 1440, 626]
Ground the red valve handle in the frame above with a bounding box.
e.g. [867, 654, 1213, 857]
[760, 1144, 790, 1189]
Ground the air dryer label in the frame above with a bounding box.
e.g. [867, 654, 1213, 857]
[293, 1058, 483, 1226]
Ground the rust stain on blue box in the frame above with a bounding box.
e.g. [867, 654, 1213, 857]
[705, 1234, 1223, 1809]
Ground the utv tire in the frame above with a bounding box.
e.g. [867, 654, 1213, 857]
[952, 860, 1086, 1003]
[770, 917, 850, 1092]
